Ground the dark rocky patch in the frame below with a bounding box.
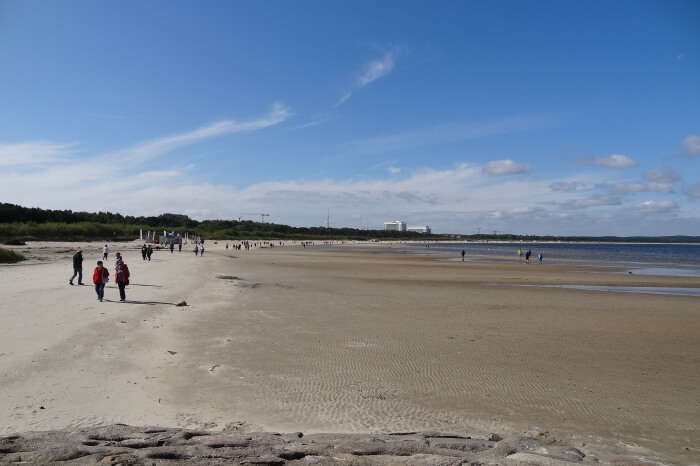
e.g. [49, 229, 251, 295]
[0, 424, 613, 465]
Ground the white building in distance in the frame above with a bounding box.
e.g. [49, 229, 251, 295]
[384, 221, 407, 232]
[407, 225, 432, 234]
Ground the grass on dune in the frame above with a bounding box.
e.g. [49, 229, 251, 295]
[0, 247, 25, 263]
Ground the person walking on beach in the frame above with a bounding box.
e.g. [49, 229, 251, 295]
[69, 249, 84, 285]
[525, 249, 531, 264]
[146, 244, 153, 261]
[92, 260, 109, 302]
[461, 249, 466, 262]
[194, 244, 199, 256]
[114, 252, 122, 267]
[169, 242, 174, 254]
[200, 244, 205, 256]
[538, 252, 543, 264]
[517, 249, 522, 261]
[178, 241, 182, 252]
[141, 244, 147, 261]
[115, 258, 130, 302]
[102, 244, 109, 261]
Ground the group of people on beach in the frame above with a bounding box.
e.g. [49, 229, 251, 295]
[141, 244, 154, 261]
[517, 248, 543, 264]
[69, 244, 130, 302]
[194, 239, 205, 256]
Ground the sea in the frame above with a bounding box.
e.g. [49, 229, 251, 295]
[394, 241, 700, 277]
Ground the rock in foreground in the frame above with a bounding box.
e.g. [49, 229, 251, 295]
[0, 424, 610, 465]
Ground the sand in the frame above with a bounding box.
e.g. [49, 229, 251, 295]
[1, 241, 699, 464]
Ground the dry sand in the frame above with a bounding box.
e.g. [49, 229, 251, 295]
[1, 241, 699, 464]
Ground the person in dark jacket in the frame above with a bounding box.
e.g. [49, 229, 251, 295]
[146, 245, 153, 261]
[69, 249, 84, 285]
[115, 258, 130, 302]
[141, 244, 147, 261]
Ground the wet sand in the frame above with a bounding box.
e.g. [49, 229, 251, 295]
[1, 241, 699, 464]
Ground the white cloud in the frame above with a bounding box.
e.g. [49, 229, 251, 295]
[579, 154, 636, 168]
[3, 108, 697, 235]
[483, 159, 531, 175]
[634, 200, 678, 213]
[0, 141, 76, 167]
[598, 182, 673, 194]
[357, 51, 396, 87]
[644, 167, 680, 184]
[1, 103, 290, 193]
[561, 195, 622, 209]
[684, 135, 700, 156]
[112, 102, 290, 163]
[336, 50, 397, 107]
[549, 181, 586, 192]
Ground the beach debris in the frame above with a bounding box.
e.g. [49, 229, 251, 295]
[176, 300, 188, 307]
[216, 275, 240, 280]
[488, 433, 502, 442]
[167, 351, 177, 355]
[208, 364, 220, 372]
[119, 320, 127, 324]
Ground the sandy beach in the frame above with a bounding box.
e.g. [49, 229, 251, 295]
[1, 241, 699, 464]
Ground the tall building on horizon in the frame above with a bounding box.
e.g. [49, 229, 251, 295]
[384, 220, 407, 232]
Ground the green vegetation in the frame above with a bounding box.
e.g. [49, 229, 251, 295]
[0, 203, 432, 242]
[0, 247, 25, 263]
[1, 239, 26, 245]
[1, 203, 698, 243]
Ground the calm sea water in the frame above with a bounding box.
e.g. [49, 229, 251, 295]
[402, 242, 700, 276]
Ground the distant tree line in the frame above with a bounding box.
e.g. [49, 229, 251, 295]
[0, 203, 432, 241]
[1, 203, 697, 243]
[0, 203, 198, 228]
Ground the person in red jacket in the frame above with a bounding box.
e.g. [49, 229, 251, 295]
[92, 260, 109, 302]
[115, 258, 130, 302]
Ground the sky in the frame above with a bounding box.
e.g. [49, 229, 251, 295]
[1, 0, 699, 235]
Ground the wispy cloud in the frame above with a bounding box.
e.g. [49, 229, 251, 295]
[549, 181, 586, 192]
[357, 51, 396, 86]
[113, 102, 290, 163]
[346, 115, 549, 156]
[578, 154, 636, 168]
[0, 141, 76, 167]
[1, 103, 290, 190]
[336, 50, 397, 107]
[294, 114, 334, 130]
[683, 135, 700, 156]
[561, 195, 622, 209]
[686, 183, 700, 200]
[634, 200, 678, 213]
[597, 182, 673, 194]
[644, 167, 680, 184]
[483, 159, 531, 176]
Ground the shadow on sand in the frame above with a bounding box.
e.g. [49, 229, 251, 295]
[103, 299, 179, 306]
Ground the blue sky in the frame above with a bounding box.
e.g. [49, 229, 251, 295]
[1, 0, 698, 234]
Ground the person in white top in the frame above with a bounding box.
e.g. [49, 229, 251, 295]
[102, 244, 109, 260]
